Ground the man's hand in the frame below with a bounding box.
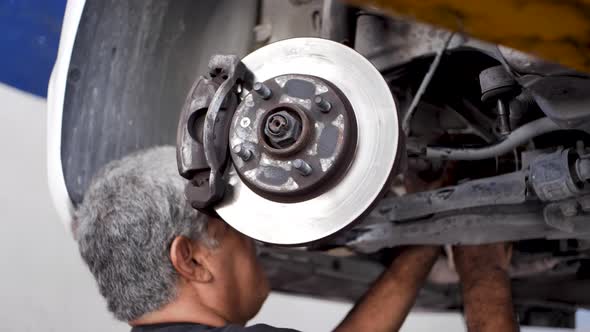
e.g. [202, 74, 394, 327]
[454, 243, 518, 332]
[335, 246, 440, 332]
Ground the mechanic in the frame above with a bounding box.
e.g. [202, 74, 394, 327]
[74, 146, 518, 332]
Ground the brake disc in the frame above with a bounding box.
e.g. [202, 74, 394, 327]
[213, 38, 401, 245]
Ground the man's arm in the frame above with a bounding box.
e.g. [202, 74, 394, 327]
[454, 243, 518, 332]
[335, 246, 440, 332]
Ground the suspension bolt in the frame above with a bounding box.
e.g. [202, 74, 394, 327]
[496, 99, 511, 137]
[233, 145, 252, 161]
[560, 202, 579, 217]
[314, 96, 332, 113]
[253, 82, 272, 100]
[293, 159, 312, 176]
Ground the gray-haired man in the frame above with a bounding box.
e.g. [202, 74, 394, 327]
[74, 146, 515, 332]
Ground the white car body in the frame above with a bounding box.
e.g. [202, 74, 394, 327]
[47, 0, 85, 230]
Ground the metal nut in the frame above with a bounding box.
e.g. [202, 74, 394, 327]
[264, 110, 302, 149]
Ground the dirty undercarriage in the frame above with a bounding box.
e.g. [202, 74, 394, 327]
[55, 0, 590, 328]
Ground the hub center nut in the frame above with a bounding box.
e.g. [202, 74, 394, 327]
[263, 109, 303, 149]
[267, 114, 288, 135]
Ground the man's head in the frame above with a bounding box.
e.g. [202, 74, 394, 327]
[74, 146, 269, 325]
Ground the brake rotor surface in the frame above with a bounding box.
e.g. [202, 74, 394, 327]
[216, 38, 400, 245]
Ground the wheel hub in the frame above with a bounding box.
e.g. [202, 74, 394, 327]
[230, 74, 357, 201]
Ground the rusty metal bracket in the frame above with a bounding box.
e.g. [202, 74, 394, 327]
[177, 55, 246, 212]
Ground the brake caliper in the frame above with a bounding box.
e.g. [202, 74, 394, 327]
[177, 55, 245, 215]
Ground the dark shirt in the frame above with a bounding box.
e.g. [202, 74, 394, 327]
[131, 323, 300, 332]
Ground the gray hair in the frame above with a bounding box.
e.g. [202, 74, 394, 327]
[73, 146, 212, 321]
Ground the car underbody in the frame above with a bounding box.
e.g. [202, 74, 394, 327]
[50, 0, 590, 328]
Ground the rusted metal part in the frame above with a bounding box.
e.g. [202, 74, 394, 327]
[215, 38, 400, 245]
[343, 202, 590, 253]
[177, 55, 244, 211]
[262, 105, 308, 152]
[350, 0, 590, 72]
[378, 171, 527, 222]
[339, 146, 590, 252]
[176, 77, 218, 179]
[229, 73, 358, 202]
[544, 195, 590, 232]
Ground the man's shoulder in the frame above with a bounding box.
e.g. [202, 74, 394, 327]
[132, 323, 300, 332]
[226, 323, 300, 332]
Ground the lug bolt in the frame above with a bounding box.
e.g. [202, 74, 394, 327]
[314, 96, 331, 113]
[293, 159, 312, 176]
[233, 145, 252, 161]
[253, 82, 272, 100]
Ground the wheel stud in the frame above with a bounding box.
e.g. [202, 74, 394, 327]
[253, 82, 272, 100]
[293, 159, 312, 176]
[233, 145, 252, 161]
[314, 96, 331, 113]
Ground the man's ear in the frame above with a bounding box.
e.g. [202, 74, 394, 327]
[170, 236, 213, 283]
